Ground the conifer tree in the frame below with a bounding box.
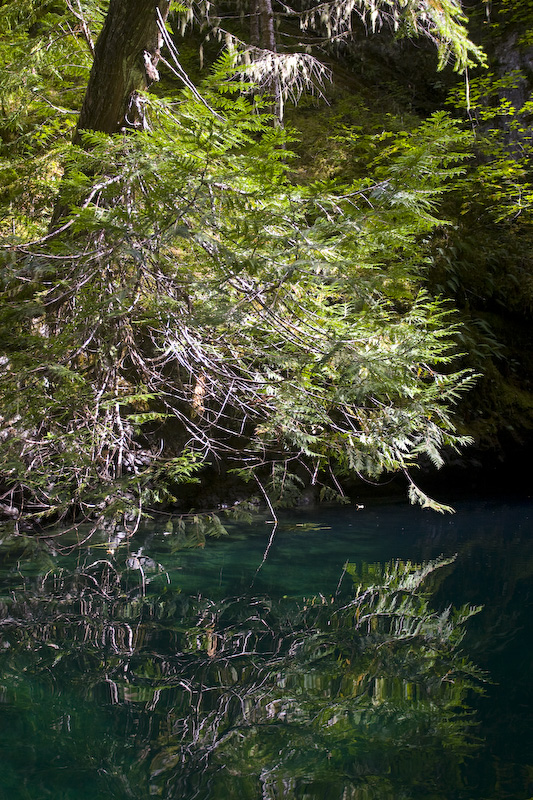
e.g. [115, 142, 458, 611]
[0, 0, 482, 529]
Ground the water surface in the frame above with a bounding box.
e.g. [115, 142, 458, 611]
[0, 496, 532, 799]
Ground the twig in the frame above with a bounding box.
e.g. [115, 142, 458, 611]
[250, 475, 278, 585]
[156, 9, 224, 120]
[66, 0, 95, 55]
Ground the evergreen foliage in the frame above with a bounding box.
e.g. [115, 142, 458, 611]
[0, 1, 486, 528]
[174, 0, 485, 121]
[1, 88, 474, 523]
[417, 0, 533, 447]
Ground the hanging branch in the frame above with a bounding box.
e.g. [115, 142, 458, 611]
[66, 0, 95, 56]
[251, 474, 279, 583]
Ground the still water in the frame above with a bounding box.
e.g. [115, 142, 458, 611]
[0, 496, 532, 799]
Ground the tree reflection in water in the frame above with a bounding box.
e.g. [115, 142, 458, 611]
[0, 546, 482, 800]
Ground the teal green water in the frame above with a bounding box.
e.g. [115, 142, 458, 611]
[0, 497, 532, 799]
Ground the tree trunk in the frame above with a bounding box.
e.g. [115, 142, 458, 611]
[74, 0, 171, 141]
[50, 0, 171, 230]
[258, 0, 276, 52]
[250, 0, 260, 48]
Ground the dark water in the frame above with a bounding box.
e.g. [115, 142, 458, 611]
[0, 496, 532, 799]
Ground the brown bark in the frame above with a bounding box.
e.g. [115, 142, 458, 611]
[258, 0, 276, 52]
[74, 0, 171, 141]
[250, 0, 260, 48]
[50, 0, 171, 230]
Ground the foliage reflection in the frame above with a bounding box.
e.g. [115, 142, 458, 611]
[0, 545, 482, 799]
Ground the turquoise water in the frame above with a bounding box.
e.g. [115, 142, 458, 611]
[0, 496, 532, 798]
